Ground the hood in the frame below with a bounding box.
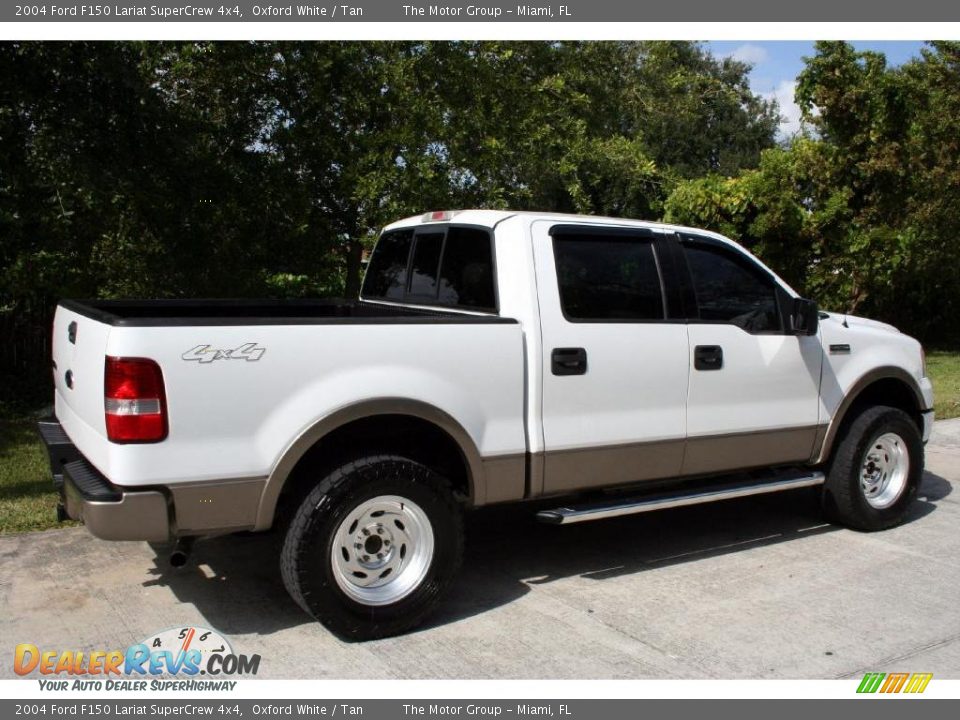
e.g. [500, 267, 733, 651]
[820, 311, 900, 335]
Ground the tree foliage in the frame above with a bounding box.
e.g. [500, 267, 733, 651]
[1, 40, 779, 411]
[8, 40, 960, 409]
[665, 41, 960, 343]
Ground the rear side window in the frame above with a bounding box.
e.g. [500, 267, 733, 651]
[362, 226, 497, 312]
[553, 234, 665, 321]
[683, 242, 781, 333]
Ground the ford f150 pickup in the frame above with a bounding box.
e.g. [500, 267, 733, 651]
[39, 210, 935, 639]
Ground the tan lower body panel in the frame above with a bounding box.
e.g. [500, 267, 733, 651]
[183, 426, 820, 525]
[480, 453, 527, 504]
[167, 427, 820, 531]
[169, 477, 267, 534]
[537, 425, 823, 497]
[682, 425, 821, 476]
[542, 438, 686, 495]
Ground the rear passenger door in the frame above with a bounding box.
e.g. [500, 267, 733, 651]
[534, 223, 690, 494]
[673, 234, 823, 475]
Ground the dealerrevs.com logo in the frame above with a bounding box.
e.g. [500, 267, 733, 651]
[14, 626, 260, 691]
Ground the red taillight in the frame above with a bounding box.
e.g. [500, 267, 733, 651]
[104, 357, 168, 443]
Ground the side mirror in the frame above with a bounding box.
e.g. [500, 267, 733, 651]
[791, 298, 819, 336]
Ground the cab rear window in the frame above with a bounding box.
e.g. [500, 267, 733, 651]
[362, 229, 414, 301]
[362, 226, 497, 313]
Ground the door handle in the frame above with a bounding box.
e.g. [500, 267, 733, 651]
[694, 345, 723, 371]
[552, 347, 587, 376]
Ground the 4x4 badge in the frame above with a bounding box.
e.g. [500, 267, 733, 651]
[182, 343, 266, 363]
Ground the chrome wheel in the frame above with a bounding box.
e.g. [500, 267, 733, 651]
[330, 495, 434, 607]
[860, 432, 910, 509]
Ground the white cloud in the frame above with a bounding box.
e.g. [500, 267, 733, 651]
[764, 80, 803, 137]
[728, 43, 769, 66]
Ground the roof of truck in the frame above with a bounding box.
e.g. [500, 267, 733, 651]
[383, 209, 719, 239]
[382, 209, 798, 297]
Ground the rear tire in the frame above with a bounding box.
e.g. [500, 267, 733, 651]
[280, 454, 463, 640]
[822, 406, 923, 531]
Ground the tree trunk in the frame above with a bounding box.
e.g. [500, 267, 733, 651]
[344, 239, 364, 299]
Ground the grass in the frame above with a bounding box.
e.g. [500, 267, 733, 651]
[0, 420, 76, 534]
[927, 351, 960, 422]
[1, 351, 958, 536]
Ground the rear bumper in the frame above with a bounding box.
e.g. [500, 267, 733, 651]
[37, 418, 81, 490]
[61, 460, 170, 542]
[39, 416, 171, 542]
[38, 416, 265, 542]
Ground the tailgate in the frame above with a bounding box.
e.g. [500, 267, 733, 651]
[52, 303, 112, 445]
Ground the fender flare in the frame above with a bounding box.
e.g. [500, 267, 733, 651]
[253, 398, 486, 530]
[813, 366, 927, 465]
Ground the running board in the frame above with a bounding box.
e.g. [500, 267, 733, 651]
[536, 471, 825, 525]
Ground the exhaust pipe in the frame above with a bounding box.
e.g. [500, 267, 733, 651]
[169, 538, 194, 568]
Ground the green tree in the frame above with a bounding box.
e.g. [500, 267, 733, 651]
[0, 40, 784, 413]
[666, 41, 960, 343]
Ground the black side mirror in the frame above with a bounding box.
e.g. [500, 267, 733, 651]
[791, 298, 819, 336]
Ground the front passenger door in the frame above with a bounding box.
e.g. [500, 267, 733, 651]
[678, 235, 823, 476]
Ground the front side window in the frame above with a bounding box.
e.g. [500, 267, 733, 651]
[553, 234, 665, 321]
[361, 226, 496, 312]
[683, 241, 781, 333]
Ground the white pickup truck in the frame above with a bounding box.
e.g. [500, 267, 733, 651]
[39, 210, 934, 639]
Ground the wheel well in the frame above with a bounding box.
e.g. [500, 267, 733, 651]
[839, 377, 923, 440]
[274, 414, 472, 525]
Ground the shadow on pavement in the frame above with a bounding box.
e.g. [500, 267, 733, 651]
[915, 469, 952, 503]
[143, 470, 950, 637]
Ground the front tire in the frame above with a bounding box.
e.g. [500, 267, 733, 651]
[280, 455, 463, 640]
[823, 406, 923, 531]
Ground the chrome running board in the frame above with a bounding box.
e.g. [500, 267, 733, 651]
[536, 471, 825, 525]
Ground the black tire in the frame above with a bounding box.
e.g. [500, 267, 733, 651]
[280, 454, 463, 640]
[822, 405, 923, 531]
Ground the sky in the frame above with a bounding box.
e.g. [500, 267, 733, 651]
[704, 41, 928, 136]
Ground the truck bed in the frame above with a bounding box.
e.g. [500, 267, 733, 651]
[58, 298, 513, 326]
[51, 297, 526, 498]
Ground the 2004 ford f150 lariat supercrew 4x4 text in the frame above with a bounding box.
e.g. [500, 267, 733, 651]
[38, 210, 934, 639]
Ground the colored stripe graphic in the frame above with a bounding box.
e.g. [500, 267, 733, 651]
[881, 673, 910, 693]
[857, 672, 932, 694]
[857, 673, 885, 693]
[904, 674, 933, 694]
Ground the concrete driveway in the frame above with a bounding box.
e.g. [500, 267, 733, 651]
[3, 420, 959, 679]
